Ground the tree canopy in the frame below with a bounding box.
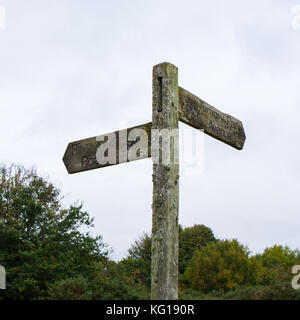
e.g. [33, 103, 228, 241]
[0, 164, 299, 300]
[0, 165, 107, 299]
[185, 239, 262, 293]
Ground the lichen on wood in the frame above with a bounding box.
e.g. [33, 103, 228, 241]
[151, 62, 179, 300]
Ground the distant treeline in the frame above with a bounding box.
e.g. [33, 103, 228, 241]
[0, 164, 299, 300]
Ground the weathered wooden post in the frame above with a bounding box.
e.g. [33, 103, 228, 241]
[0, 265, 5, 290]
[63, 61, 246, 301]
[151, 62, 179, 300]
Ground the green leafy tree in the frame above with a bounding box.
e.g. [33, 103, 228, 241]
[185, 239, 262, 293]
[48, 277, 92, 300]
[179, 224, 216, 274]
[256, 245, 300, 269]
[91, 260, 150, 300]
[220, 279, 300, 300]
[0, 164, 108, 300]
[122, 233, 152, 289]
[254, 245, 300, 285]
[121, 225, 216, 291]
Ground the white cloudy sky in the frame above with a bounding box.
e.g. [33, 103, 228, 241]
[0, 0, 299, 260]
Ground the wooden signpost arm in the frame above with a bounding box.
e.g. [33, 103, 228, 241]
[178, 87, 245, 150]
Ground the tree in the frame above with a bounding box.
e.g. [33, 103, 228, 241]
[253, 245, 300, 286]
[122, 233, 152, 289]
[121, 225, 216, 291]
[256, 245, 300, 269]
[0, 164, 108, 300]
[185, 239, 262, 293]
[48, 277, 92, 300]
[179, 224, 216, 274]
[91, 260, 150, 300]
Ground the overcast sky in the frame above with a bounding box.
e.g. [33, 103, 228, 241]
[0, 0, 299, 260]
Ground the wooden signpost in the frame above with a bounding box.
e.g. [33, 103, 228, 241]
[63, 62, 246, 300]
[0, 265, 5, 290]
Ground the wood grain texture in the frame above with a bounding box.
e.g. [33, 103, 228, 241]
[63, 123, 152, 174]
[179, 87, 246, 150]
[151, 62, 179, 300]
